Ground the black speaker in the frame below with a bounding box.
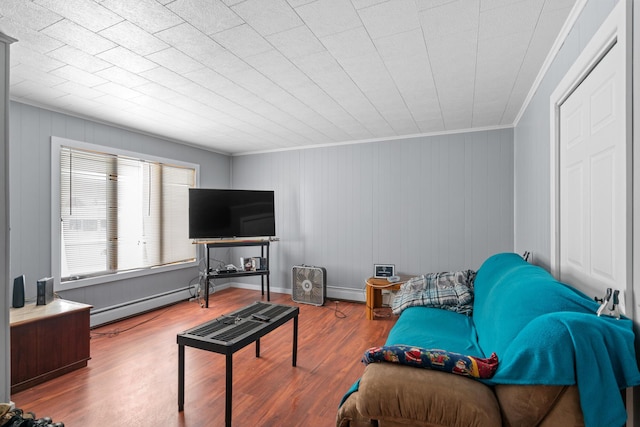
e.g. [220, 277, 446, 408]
[12, 275, 25, 308]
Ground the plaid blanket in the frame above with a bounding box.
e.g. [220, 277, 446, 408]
[391, 270, 476, 315]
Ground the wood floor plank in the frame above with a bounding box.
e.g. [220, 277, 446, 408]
[11, 288, 397, 426]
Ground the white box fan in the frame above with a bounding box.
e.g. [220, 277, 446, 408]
[292, 265, 326, 306]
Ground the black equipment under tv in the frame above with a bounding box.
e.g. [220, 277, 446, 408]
[189, 188, 276, 239]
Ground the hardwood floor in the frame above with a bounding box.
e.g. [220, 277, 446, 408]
[11, 288, 397, 426]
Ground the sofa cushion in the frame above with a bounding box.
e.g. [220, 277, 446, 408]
[356, 363, 501, 427]
[385, 306, 483, 356]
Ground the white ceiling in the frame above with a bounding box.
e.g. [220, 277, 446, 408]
[1, 0, 576, 155]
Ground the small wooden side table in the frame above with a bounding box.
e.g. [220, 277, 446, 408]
[365, 274, 414, 320]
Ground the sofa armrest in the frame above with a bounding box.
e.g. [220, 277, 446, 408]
[336, 392, 376, 427]
[355, 363, 501, 427]
[495, 384, 584, 427]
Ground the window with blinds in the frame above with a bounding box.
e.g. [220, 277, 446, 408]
[60, 146, 196, 280]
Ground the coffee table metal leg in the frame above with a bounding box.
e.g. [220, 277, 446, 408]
[178, 344, 185, 411]
[293, 315, 298, 367]
[256, 338, 260, 358]
[226, 353, 233, 427]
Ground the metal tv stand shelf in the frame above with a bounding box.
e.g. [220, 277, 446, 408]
[200, 238, 275, 308]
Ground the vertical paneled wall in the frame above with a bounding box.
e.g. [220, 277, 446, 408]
[514, 0, 618, 270]
[9, 102, 231, 311]
[233, 128, 514, 300]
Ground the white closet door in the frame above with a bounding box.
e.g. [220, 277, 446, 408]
[559, 40, 626, 301]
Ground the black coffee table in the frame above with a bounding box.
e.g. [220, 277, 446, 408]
[177, 301, 299, 426]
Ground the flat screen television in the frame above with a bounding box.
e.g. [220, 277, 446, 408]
[189, 188, 276, 239]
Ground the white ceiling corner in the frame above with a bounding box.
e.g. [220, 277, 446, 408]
[0, 0, 578, 155]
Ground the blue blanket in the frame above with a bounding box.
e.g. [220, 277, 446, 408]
[474, 253, 640, 427]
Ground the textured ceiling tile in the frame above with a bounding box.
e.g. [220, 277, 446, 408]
[99, 21, 169, 56]
[480, 0, 523, 12]
[54, 80, 104, 99]
[55, 94, 104, 112]
[94, 82, 141, 100]
[339, 51, 418, 133]
[93, 93, 140, 111]
[100, 0, 184, 33]
[232, 68, 285, 98]
[11, 63, 67, 87]
[0, 18, 64, 54]
[415, 0, 457, 11]
[183, 67, 232, 93]
[375, 29, 442, 130]
[288, 81, 370, 130]
[96, 66, 150, 88]
[286, 0, 316, 7]
[136, 83, 185, 102]
[10, 78, 66, 98]
[42, 19, 116, 55]
[12, 44, 65, 72]
[155, 23, 227, 67]
[244, 50, 308, 89]
[351, 0, 387, 10]
[479, 0, 543, 40]
[34, 0, 122, 32]
[140, 66, 193, 89]
[145, 47, 205, 74]
[320, 26, 376, 61]
[167, 0, 244, 35]
[542, 0, 576, 12]
[475, 32, 529, 85]
[426, 29, 477, 129]
[266, 25, 326, 59]
[358, 0, 421, 39]
[295, 0, 361, 38]
[48, 45, 112, 73]
[420, 0, 479, 39]
[97, 46, 158, 74]
[51, 64, 108, 87]
[212, 24, 273, 58]
[232, 0, 302, 36]
[202, 50, 253, 80]
[0, 0, 61, 31]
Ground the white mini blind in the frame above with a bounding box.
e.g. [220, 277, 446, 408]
[60, 146, 196, 280]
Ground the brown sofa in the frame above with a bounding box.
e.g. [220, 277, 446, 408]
[337, 363, 583, 426]
[336, 253, 640, 427]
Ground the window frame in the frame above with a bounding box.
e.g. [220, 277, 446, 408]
[51, 136, 200, 291]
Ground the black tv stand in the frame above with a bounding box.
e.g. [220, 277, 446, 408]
[199, 239, 273, 308]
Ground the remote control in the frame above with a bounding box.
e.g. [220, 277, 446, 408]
[252, 314, 270, 322]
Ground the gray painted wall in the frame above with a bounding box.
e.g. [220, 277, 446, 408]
[514, 0, 618, 270]
[8, 101, 231, 312]
[232, 128, 514, 300]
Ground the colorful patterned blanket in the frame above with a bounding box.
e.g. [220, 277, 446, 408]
[362, 345, 499, 379]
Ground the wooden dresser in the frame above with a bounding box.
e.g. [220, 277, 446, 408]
[10, 299, 92, 393]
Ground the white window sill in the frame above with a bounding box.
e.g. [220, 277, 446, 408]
[59, 260, 198, 291]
